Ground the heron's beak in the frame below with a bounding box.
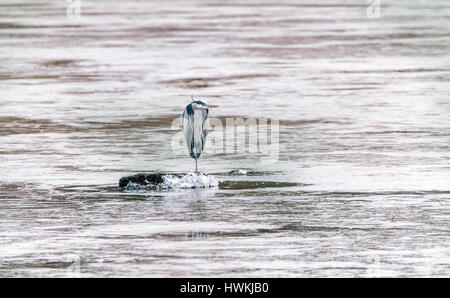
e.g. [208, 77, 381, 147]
[205, 104, 218, 109]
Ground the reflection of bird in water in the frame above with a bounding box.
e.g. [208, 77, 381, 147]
[182, 99, 218, 173]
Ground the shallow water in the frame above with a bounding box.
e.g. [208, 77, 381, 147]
[1, 0, 450, 277]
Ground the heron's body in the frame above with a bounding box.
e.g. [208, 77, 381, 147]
[182, 100, 217, 172]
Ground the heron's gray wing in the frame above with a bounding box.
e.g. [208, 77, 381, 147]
[182, 109, 195, 156]
[190, 108, 207, 158]
[182, 106, 210, 159]
[200, 108, 209, 152]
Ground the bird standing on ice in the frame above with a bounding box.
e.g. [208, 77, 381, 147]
[182, 99, 218, 173]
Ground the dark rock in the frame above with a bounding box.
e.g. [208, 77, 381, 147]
[119, 173, 185, 189]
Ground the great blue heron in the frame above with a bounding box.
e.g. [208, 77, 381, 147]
[182, 99, 218, 173]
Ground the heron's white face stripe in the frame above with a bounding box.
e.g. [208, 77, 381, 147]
[192, 102, 205, 109]
[192, 102, 218, 109]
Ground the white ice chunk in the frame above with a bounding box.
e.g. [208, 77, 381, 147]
[161, 172, 218, 189]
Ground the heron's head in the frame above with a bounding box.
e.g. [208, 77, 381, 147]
[191, 100, 218, 110]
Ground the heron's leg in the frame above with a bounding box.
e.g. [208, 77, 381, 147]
[195, 158, 198, 173]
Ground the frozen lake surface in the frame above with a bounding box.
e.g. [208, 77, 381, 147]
[0, 0, 449, 277]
